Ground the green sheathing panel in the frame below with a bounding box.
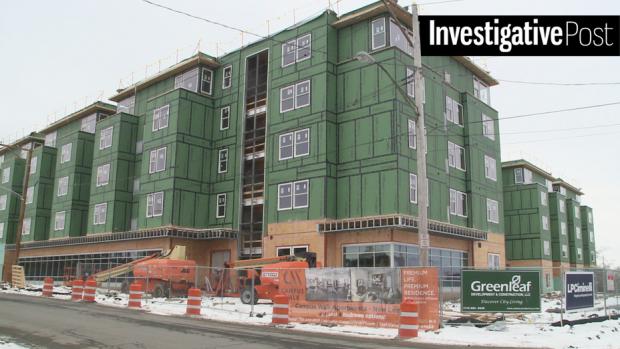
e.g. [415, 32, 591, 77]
[23, 146, 57, 241]
[549, 192, 569, 264]
[502, 169, 550, 261]
[49, 123, 94, 238]
[566, 198, 583, 265]
[87, 113, 138, 233]
[580, 206, 595, 266]
[0, 154, 25, 244]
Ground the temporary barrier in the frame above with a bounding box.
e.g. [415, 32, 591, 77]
[42, 277, 54, 297]
[128, 282, 144, 309]
[83, 278, 97, 303]
[272, 294, 289, 325]
[71, 280, 84, 302]
[186, 288, 202, 316]
[398, 301, 419, 338]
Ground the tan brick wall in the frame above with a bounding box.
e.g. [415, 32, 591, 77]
[471, 232, 506, 268]
[265, 220, 326, 264]
[507, 259, 553, 268]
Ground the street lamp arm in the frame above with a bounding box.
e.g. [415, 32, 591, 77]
[0, 185, 24, 200]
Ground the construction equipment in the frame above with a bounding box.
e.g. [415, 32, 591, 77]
[92, 245, 196, 298]
[223, 252, 317, 304]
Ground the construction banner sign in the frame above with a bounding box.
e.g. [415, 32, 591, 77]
[565, 272, 595, 311]
[461, 270, 541, 312]
[278, 267, 439, 330]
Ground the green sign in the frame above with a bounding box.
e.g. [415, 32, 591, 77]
[461, 270, 541, 312]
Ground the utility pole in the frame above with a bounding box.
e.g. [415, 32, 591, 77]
[412, 3, 430, 266]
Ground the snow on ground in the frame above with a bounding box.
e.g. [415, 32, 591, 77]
[2, 283, 619, 349]
[0, 336, 31, 349]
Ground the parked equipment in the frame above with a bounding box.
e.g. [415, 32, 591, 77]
[91, 245, 196, 298]
[223, 252, 317, 304]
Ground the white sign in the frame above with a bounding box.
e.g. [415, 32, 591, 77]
[607, 272, 615, 292]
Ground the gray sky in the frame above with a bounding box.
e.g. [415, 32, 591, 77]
[1, 0, 618, 266]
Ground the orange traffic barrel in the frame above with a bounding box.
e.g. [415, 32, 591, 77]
[71, 279, 84, 302]
[398, 300, 419, 338]
[128, 282, 143, 309]
[186, 288, 202, 316]
[271, 294, 289, 325]
[42, 277, 54, 297]
[83, 278, 97, 303]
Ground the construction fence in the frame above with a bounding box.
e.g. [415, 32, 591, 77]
[20, 264, 620, 329]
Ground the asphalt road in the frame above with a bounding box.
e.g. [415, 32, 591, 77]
[0, 292, 531, 349]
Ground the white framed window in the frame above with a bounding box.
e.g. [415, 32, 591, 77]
[474, 76, 490, 104]
[279, 133, 294, 160]
[546, 179, 553, 192]
[574, 206, 580, 219]
[277, 245, 309, 257]
[96, 163, 111, 187]
[543, 240, 550, 256]
[562, 244, 568, 258]
[576, 227, 581, 240]
[25, 186, 34, 204]
[389, 19, 413, 55]
[486, 198, 499, 223]
[174, 67, 200, 93]
[408, 119, 416, 149]
[220, 106, 230, 130]
[488, 253, 500, 269]
[281, 34, 312, 67]
[577, 247, 582, 260]
[445, 96, 463, 126]
[100, 126, 113, 150]
[560, 199, 566, 213]
[136, 140, 143, 154]
[0, 194, 6, 210]
[54, 211, 65, 231]
[294, 129, 310, 157]
[30, 156, 38, 175]
[0, 222, 4, 239]
[22, 217, 31, 236]
[278, 180, 309, 210]
[60, 143, 72, 164]
[200, 68, 213, 95]
[482, 114, 495, 140]
[561, 222, 567, 235]
[540, 191, 548, 206]
[20, 149, 27, 160]
[57, 176, 69, 197]
[149, 147, 166, 174]
[409, 173, 417, 204]
[542, 215, 549, 231]
[118, 96, 135, 114]
[152, 105, 170, 132]
[222, 65, 232, 89]
[2, 168, 9, 184]
[371, 17, 386, 50]
[448, 142, 466, 171]
[484, 155, 497, 181]
[218, 148, 228, 173]
[449, 189, 467, 217]
[295, 80, 311, 109]
[80, 113, 97, 134]
[94, 203, 107, 225]
[589, 230, 594, 242]
[146, 191, 164, 217]
[514, 168, 524, 184]
[280, 85, 295, 112]
[588, 212, 593, 224]
[44, 131, 57, 147]
[216, 193, 226, 218]
[133, 178, 140, 194]
[406, 67, 415, 97]
[514, 168, 532, 184]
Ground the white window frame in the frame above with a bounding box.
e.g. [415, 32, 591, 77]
[445, 95, 463, 126]
[117, 96, 136, 114]
[371, 18, 386, 50]
[277, 183, 293, 211]
[408, 119, 416, 149]
[281, 33, 312, 67]
[295, 80, 311, 109]
[540, 191, 548, 206]
[96, 163, 111, 187]
[146, 191, 164, 218]
[57, 176, 69, 197]
[474, 76, 490, 104]
[220, 106, 230, 130]
[149, 147, 166, 174]
[277, 245, 309, 257]
[44, 131, 57, 147]
[218, 148, 228, 174]
[60, 143, 72, 164]
[484, 155, 497, 181]
[576, 226, 581, 240]
[94, 203, 107, 225]
[577, 247, 582, 260]
[25, 186, 34, 205]
[406, 67, 415, 98]
[216, 193, 226, 218]
[200, 68, 213, 95]
[30, 156, 38, 175]
[0, 194, 6, 211]
[486, 198, 499, 224]
[574, 206, 580, 219]
[293, 180, 309, 209]
[562, 244, 568, 258]
[296, 33, 312, 62]
[280, 85, 295, 113]
[54, 211, 66, 231]
[1, 168, 9, 184]
[448, 141, 466, 171]
[542, 215, 549, 231]
[482, 113, 495, 140]
[22, 217, 31, 236]
[488, 253, 500, 270]
[294, 129, 310, 158]
[561, 222, 567, 235]
[278, 133, 294, 161]
[409, 173, 417, 204]
[80, 113, 97, 134]
[589, 230, 594, 243]
[222, 65, 232, 89]
[100, 126, 113, 150]
[560, 199, 566, 213]
[543, 240, 551, 256]
[449, 189, 467, 217]
[152, 105, 170, 132]
[0, 222, 4, 239]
